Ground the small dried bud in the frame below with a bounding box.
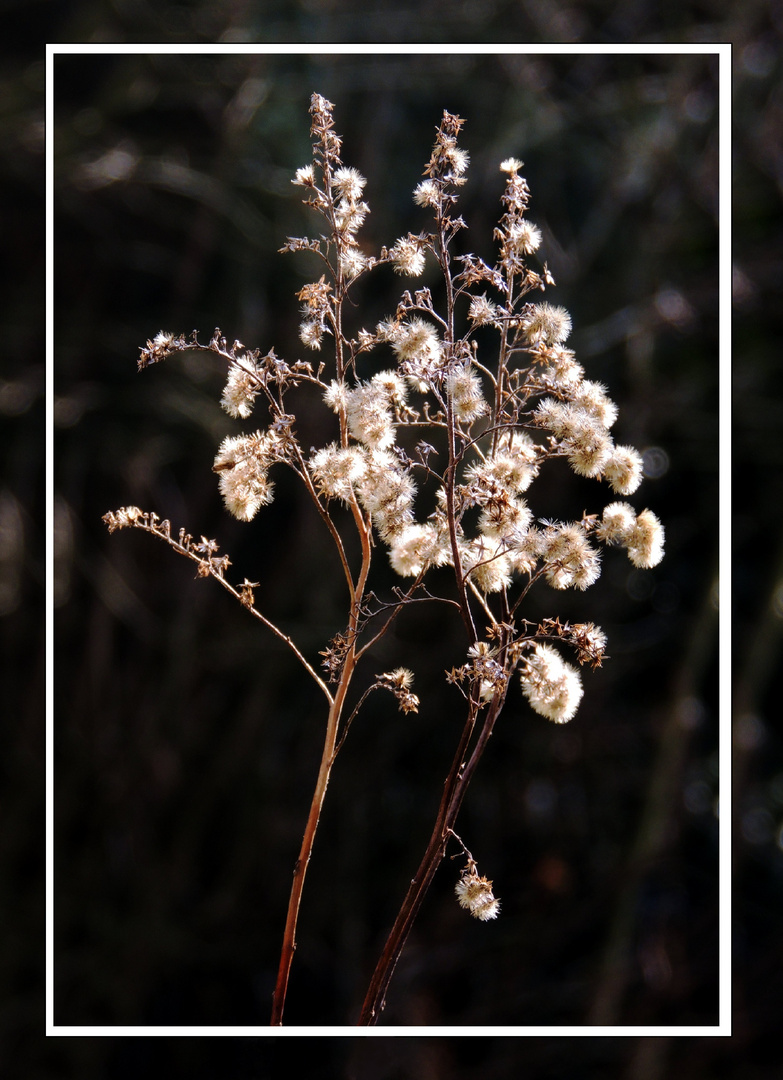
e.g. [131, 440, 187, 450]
[102, 506, 144, 532]
[239, 579, 260, 607]
[377, 668, 419, 713]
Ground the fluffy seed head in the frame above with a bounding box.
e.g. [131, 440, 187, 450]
[339, 245, 368, 279]
[221, 359, 259, 418]
[519, 643, 583, 723]
[571, 381, 618, 429]
[299, 320, 324, 350]
[604, 445, 644, 495]
[390, 236, 426, 277]
[507, 219, 542, 255]
[467, 294, 499, 327]
[292, 164, 315, 186]
[523, 302, 572, 346]
[626, 508, 665, 568]
[309, 443, 367, 503]
[388, 523, 441, 577]
[462, 537, 512, 594]
[446, 366, 488, 422]
[213, 432, 280, 521]
[332, 166, 366, 200]
[597, 501, 637, 544]
[542, 523, 601, 591]
[413, 179, 439, 208]
[455, 867, 501, 921]
[345, 381, 396, 450]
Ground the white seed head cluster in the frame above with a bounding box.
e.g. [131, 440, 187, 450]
[461, 536, 513, 594]
[108, 92, 671, 830]
[213, 432, 282, 521]
[627, 508, 666, 568]
[221, 358, 260, 418]
[387, 317, 443, 390]
[534, 389, 643, 492]
[571, 380, 618, 428]
[541, 523, 601, 591]
[446, 365, 488, 423]
[344, 378, 397, 450]
[522, 302, 572, 346]
[389, 522, 448, 577]
[455, 865, 501, 921]
[538, 346, 584, 390]
[467, 294, 499, 327]
[519, 643, 584, 724]
[596, 502, 665, 568]
[603, 445, 644, 496]
[309, 443, 367, 503]
[467, 433, 540, 495]
[311, 165, 369, 282]
[390, 235, 427, 277]
[213, 437, 273, 521]
[356, 451, 417, 542]
[191, 97, 665, 736]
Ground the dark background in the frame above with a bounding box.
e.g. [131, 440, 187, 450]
[0, 0, 780, 1077]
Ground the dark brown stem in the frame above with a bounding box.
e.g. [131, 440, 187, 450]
[357, 680, 507, 1025]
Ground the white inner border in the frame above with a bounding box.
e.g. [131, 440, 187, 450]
[46, 41, 731, 1037]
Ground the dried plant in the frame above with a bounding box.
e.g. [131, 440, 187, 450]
[104, 93, 664, 1026]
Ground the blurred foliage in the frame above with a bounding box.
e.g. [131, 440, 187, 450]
[0, 0, 780, 1074]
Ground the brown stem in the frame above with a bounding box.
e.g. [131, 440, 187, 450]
[270, 484, 372, 1026]
[357, 682, 507, 1025]
[270, 655, 353, 1024]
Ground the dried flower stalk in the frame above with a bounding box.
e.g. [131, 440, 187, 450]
[105, 94, 663, 1026]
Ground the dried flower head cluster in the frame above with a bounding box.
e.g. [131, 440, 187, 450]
[107, 95, 665, 1020]
[455, 860, 501, 921]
